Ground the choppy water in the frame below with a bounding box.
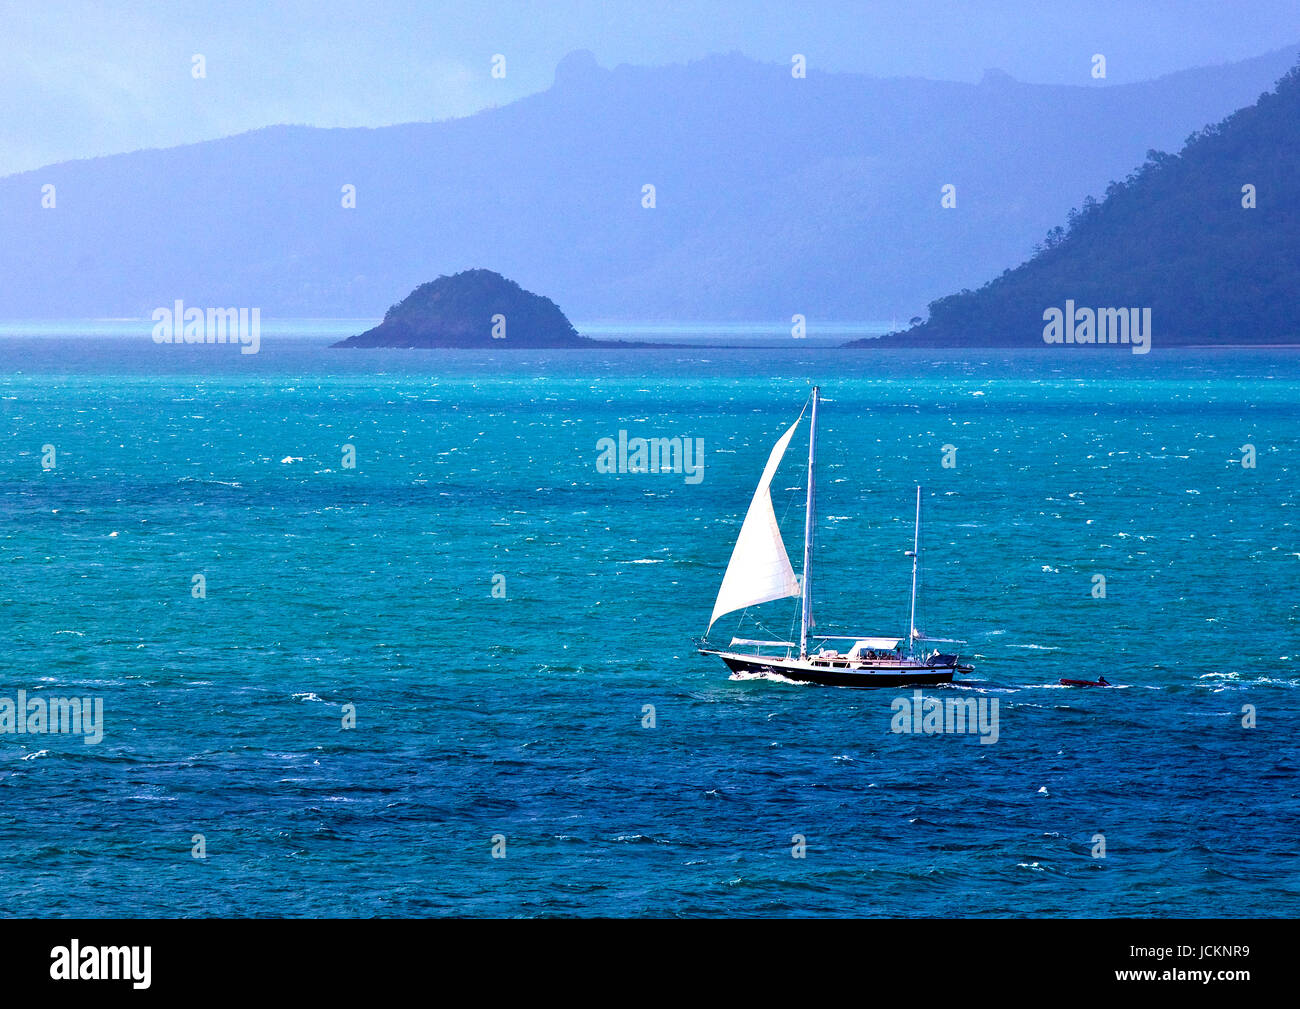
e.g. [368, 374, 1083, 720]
[1, 337, 1296, 917]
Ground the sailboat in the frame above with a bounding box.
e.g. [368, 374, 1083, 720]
[697, 386, 973, 687]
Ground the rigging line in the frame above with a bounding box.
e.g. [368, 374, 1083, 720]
[775, 395, 814, 649]
[918, 492, 926, 640]
[918, 488, 929, 642]
[774, 388, 813, 521]
[751, 614, 789, 642]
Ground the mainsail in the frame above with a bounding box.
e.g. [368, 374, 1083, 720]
[707, 413, 803, 631]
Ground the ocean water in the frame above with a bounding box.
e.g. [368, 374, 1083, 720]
[0, 336, 1296, 918]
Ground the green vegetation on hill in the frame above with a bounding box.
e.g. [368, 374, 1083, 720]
[334, 269, 591, 348]
[852, 59, 1300, 348]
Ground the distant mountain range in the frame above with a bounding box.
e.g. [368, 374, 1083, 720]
[3, 46, 1299, 325]
[853, 59, 1300, 348]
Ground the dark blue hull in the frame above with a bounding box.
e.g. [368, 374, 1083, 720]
[712, 652, 961, 688]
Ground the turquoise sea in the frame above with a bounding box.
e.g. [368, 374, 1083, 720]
[0, 336, 1296, 917]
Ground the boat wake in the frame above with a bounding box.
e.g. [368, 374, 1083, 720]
[728, 669, 811, 686]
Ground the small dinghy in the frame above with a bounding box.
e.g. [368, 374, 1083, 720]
[1060, 676, 1111, 687]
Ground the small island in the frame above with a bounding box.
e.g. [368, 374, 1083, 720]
[333, 269, 596, 348]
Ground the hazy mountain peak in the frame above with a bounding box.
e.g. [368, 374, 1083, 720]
[554, 49, 604, 86]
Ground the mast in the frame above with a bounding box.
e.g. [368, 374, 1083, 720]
[906, 484, 921, 655]
[799, 387, 819, 658]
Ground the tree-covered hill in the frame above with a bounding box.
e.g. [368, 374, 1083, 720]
[333, 269, 590, 348]
[852, 59, 1300, 348]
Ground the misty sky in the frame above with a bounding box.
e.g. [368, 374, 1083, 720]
[2, 0, 1298, 178]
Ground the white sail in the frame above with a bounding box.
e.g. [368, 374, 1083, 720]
[708, 415, 803, 630]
